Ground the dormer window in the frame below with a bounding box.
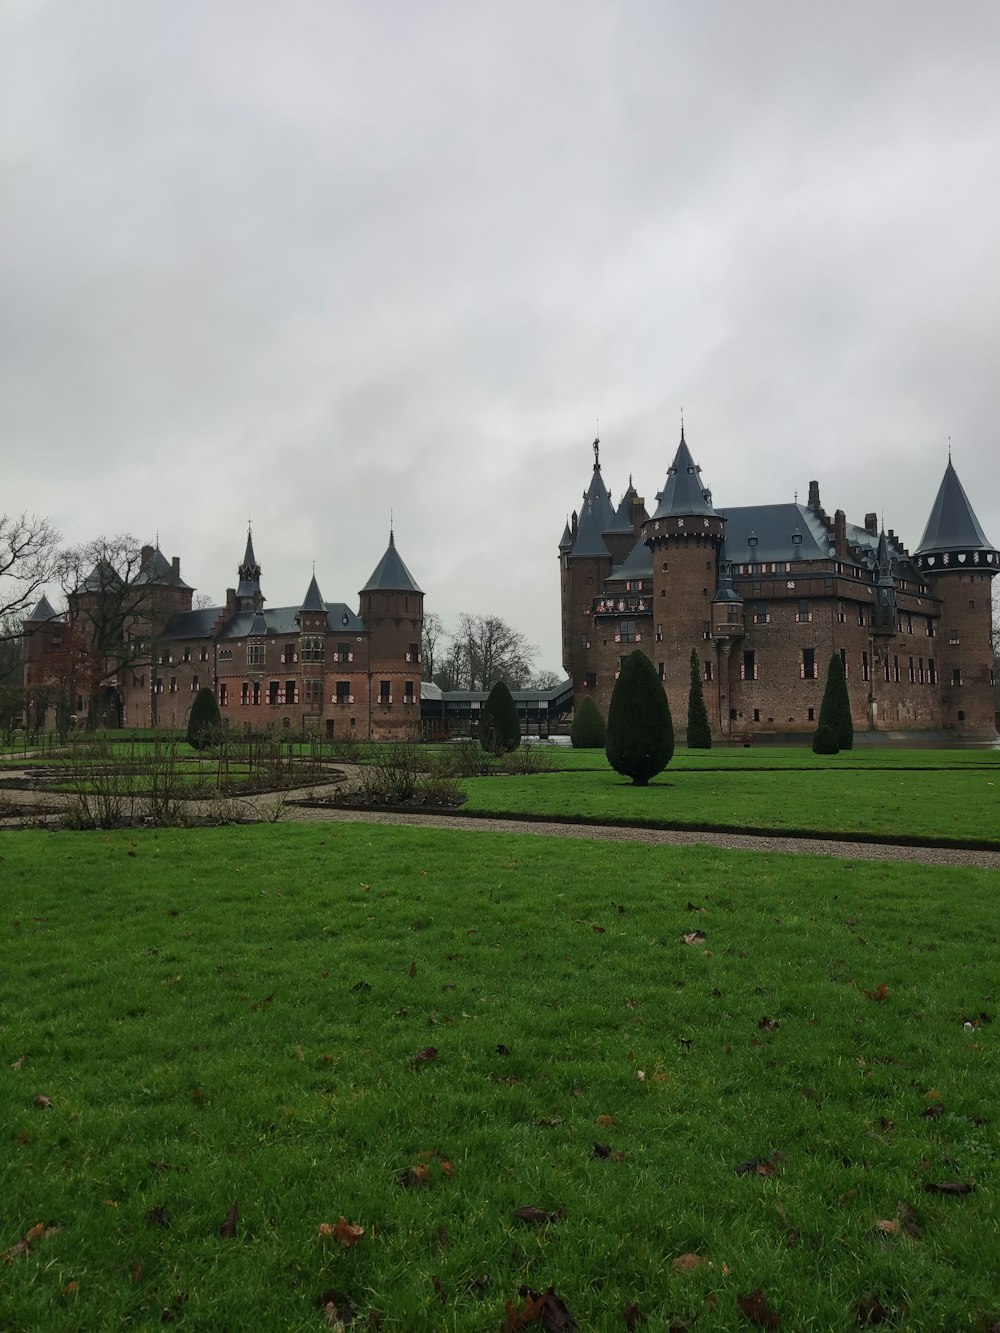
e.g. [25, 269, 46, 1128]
[747, 532, 758, 548]
[791, 529, 803, 546]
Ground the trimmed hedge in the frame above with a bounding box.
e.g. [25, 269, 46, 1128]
[686, 648, 712, 749]
[571, 695, 606, 748]
[818, 653, 854, 750]
[479, 680, 521, 753]
[186, 687, 221, 751]
[812, 723, 840, 755]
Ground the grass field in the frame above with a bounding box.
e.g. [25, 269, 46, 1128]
[2, 823, 999, 1330]
[458, 757, 1000, 846]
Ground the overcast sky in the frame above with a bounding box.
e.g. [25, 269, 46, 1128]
[3, 0, 999, 673]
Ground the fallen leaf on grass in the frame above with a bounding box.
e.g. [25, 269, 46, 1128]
[758, 1017, 780, 1032]
[146, 1206, 170, 1228]
[672, 1253, 706, 1273]
[10, 1055, 24, 1070]
[896, 1200, 921, 1237]
[4, 1222, 58, 1262]
[408, 961, 417, 977]
[399, 1165, 430, 1188]
[63, 1280, 78, 1296]
[735, 1157, 777, 1177]
[33, 1094, 52, 1109]
[873, 1219, 900, 1236]
[413, 1046, 438, 1064]
[333, 1217, 364, 1247]
[440, 1158, 454, 1178]
[682, 931, 707, 946]
[432, 1275, 446, 1303]
[855, 1294, 889, 1325]
[316, 1289, 357, 1327]
[623, 1301, 647, 1327]
[924, 1181, 975, 1195]
[921, 1105, 944, 1120]
[863, 984, 889, 1002]
[218, 1202, 239, 1238]
[737, 1288, 781, 1327]
[593, 925, 606, 934]
[514, 1207, 560, 1225]
[502, 1285, 577, 1331]
[596, 1114, 615, 1127]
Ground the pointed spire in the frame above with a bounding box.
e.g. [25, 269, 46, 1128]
[361, 529, 422, 593]
[236, 522, 264, 611]
[712, 540, 742, 604]
[650, 426, 718, 520]
[914, 456, 996, 556]
[558, 518, 573, 549]
[300, 572, 326, 613]
[23, 593, 61, 623]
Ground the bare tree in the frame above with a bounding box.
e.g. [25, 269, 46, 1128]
[421, 611, 445, 682]
[451, 613, 536, 691]
[0, 612, 24, 686]
[528, 668, 564, 691]
[0, 512, 60, 633]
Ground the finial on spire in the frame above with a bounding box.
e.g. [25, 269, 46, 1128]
[794, 488, 798, 504]
[593, 432, 600, 470]
[680, 406, 685, 443]
[948, 435, 952, 462]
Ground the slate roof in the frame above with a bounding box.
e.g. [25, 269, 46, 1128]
[558, 520, 573, 549]
[134, 546, 193, 590]
[24, 594, 62, 623]
[607, 537, 653, 583]
[569, 498, 611, 559]
[166, 607, 221, 639]
[721, 503, 830, 563]
[361, 533, 422, 593]
[216, 603, 365, 640]
[606, 483, 638, 534]
[650, 431, 718, 520]
[583, 462, 616, 531]
[300, 574, 326, 612]
[915, 458, 996, 555]
[79, 559, 124, 593]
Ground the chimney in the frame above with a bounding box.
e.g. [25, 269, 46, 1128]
[171, 556, 180, 580]
[141, 544, 153, 567]
[225, 587, 236, 617]
[865, 513, 878, 534]
[807, 480, 821, 511]
[834, 509, 848, 557]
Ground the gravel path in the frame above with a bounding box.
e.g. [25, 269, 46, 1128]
[3, 771, 998, 870]
[279, 801, 1000, 870]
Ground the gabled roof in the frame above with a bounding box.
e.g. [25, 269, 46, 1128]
[361, 532, 422, 593]
[216, 603, 365, 640]
[650, 430, 718, 520]
[915, 458, 996, 555]
[24, 594, 62, 623]
[300, 573, 326, 612]
[607, 537, 653, 583]
[606, 482, 639, 534]
[134, 546, 193, 590]
[247, 611, 268, 637]
[569, 498, 611, 559]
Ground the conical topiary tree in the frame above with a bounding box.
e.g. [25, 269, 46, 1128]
[686, 648, 712, 749]
[571, 695, 606, 748]
[818, 653, 853, 751]
[605, 649, 674, 786]
[479, 679, 521, 753]
[187, 686, 221, 751]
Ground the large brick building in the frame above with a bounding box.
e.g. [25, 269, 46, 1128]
[560, 431, 998, 739]
[23, 529, 424, 738]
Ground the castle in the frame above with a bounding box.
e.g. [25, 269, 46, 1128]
[559, 431, 998, 739]
[22, 529, 424, 738]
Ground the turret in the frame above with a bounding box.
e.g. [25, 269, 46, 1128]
[562, 438, 616, 686]
[871, 530, 897, 636]
[236, 528, 264, 614]
[913, 456, 998, 736]
[643, 425, 727, 723]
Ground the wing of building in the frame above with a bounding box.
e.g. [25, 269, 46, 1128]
[23, 530, 424, 739]
[560, 432, 998, 739]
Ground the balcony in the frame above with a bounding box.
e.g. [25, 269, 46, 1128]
[595, 596, 651, 616]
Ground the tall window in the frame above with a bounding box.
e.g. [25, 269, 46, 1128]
[796, 600, 812, 623]
[379, 680, 391, 704]
[336, 680, 351, 704]
[301, 636, 324, 663]
[862, 650, 870, 683]
[741, 650, 757, 680]
[752, 602, 769, 624]
[703, 660, 713, 682]
[218, 683, 228, 706]
[247, 641, 264, 666]
[801, 648, 816, 680]
[619, 619, 637, 643]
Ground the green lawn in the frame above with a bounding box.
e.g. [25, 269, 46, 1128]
[2, 824, 999, 1330]
[458, 763, 1000, 845]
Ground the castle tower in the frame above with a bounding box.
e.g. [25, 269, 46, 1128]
[644, 426, 727, 727]
[913, 456, 998, 737]
[561, 439, 615, 693]
[236, 528, 264, 614]
[360, 529, 424, 735]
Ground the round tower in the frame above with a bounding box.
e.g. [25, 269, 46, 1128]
[913, 456, 998, 737]
[643, 427, 727, 727]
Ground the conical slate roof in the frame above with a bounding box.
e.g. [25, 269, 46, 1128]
[583, 443, 616, 531]
[361, 532, 422, 593]
[569, 498, 611, 559]
[300, 573, 326, 612]
[24, 594, 61, 623]
[236, 528, 263, 600]
[79, 558, 124, 594]
[650, 429, 718, 521]
[914, 458, 995, 555]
